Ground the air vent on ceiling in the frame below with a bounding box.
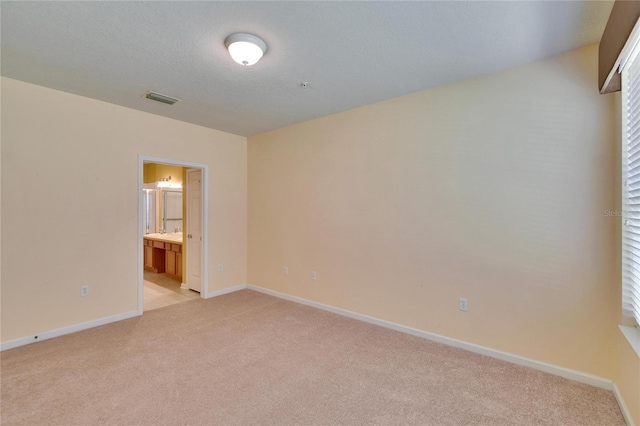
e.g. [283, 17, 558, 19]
[144, 91, 181, 105]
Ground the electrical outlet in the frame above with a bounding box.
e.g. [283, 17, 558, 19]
[81, 285, 89, 297]
[459, 298, 468, 312]
[284, 266, 289, 276]
[217, 264, 223, 272]
[311, 271, 317, 280]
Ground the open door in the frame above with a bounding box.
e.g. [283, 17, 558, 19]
[186, 168, 203, 293]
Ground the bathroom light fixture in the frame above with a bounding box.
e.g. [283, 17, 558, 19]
[157, 176, 182, 189]
[224, 33, 267, 66]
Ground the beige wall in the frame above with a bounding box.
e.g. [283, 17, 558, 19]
[1, 77, 247, 342]
[248, 45, 618, 379]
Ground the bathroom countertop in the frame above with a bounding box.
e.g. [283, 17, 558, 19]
[143, 233, 183, 244]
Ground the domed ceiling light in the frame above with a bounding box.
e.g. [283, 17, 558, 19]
[224, 33, 267, 66]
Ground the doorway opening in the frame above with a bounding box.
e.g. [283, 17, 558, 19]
[138, 156, 208, 314]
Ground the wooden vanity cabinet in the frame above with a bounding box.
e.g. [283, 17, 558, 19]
[143, 239, 165, 273]
[143, 238, 182, 281]
[176, 252, 183, 278]
[165, 243, 182, 281]
[144, 241, 153, 269]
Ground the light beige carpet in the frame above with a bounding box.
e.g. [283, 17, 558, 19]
[0, 290, 625, 425]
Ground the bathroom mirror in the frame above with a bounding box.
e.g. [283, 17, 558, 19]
[142, 189, 157, 235]
[142, 185, 183, 235]
[162, 189, 183, 233]
[142, 162, 185, 234]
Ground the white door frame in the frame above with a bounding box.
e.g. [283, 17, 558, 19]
[138, 155, 209, 315]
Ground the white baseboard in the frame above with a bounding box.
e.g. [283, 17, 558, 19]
[613, 383, 636, 426]
[206, 284, 247, 299]
[0, 310, 140, 352]
[180, 283, 187, 290]
[1, 284, 249, 351]
[246, 284, 613, 391]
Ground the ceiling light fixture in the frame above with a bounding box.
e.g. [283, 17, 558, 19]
[224, 33, 267, 66]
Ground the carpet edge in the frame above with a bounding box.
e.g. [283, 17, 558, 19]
[245, 284, 614, 390]
[0, 310, 140, 351]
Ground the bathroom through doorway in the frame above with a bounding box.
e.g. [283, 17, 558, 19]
[138, 156, 208, 313]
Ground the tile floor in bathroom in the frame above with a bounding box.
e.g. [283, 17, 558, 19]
[143, 271, 200, 311]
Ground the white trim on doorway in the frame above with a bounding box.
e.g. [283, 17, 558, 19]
[138, 155, 209, 315]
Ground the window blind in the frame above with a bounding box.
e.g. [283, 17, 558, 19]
[622, 43, 640, 326]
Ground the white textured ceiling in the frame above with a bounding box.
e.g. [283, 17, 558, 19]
[1, 1, 613, 137]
